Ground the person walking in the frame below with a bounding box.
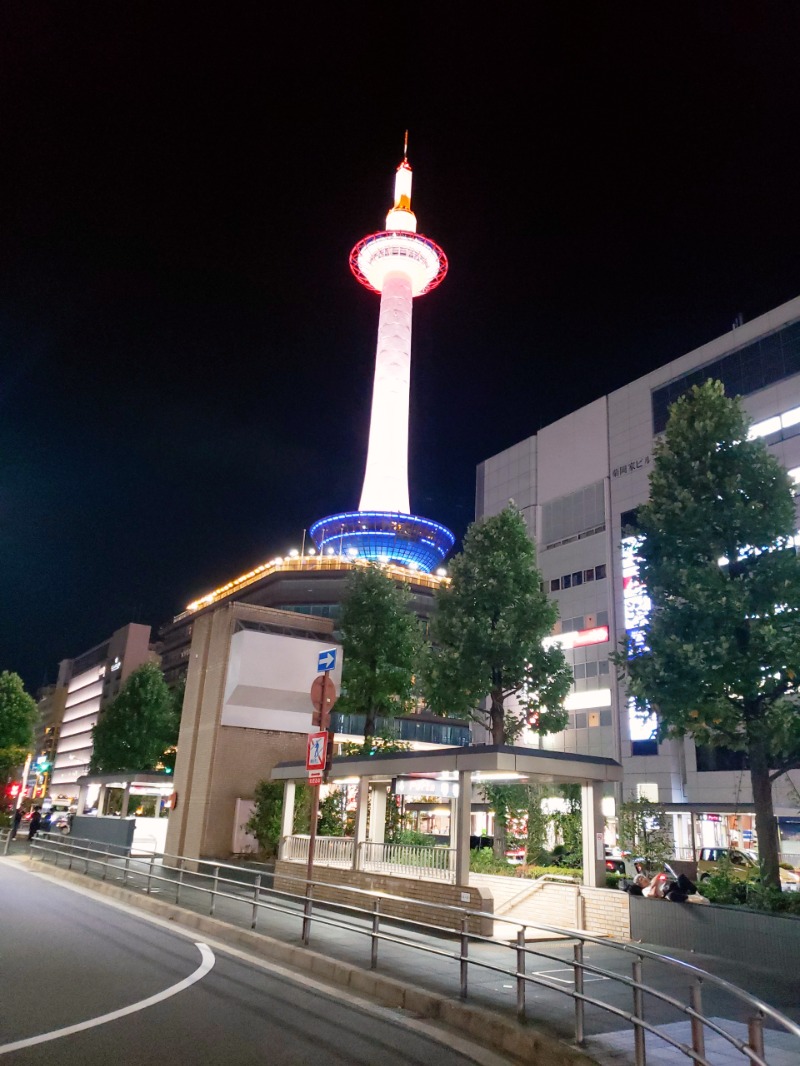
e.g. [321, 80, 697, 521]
[27, 806, 42, 841]
[10, 807, 23, 840]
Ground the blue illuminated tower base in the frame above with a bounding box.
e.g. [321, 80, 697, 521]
[309, 511, 455, 573]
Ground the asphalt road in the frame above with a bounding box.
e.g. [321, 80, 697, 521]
[0, 862, 510, 1066]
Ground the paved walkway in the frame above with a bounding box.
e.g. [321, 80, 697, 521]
[16, 839, 800, 1065]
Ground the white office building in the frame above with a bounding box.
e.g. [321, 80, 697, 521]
[476, 293, 800, 859]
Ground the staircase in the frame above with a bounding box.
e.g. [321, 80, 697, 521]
[470, 872, 580, 940]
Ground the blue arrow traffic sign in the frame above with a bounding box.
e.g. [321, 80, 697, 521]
[318, 648, 337, 672]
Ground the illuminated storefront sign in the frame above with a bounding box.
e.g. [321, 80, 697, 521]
[621, 535, 658, 742]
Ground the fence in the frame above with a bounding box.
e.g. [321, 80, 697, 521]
[26, 832, 800, 1066]
[281, 834, 456, 881]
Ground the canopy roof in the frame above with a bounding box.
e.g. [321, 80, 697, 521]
[271, 743, 622, 786]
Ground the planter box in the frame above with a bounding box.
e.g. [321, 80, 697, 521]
[629, 894, 800, 970]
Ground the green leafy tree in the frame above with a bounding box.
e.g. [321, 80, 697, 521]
[89, 663, 179, 773]
[425, 505, 572, 746]
[615, 380, 800, 888]
[336, 564, 424, 741]
[481, 782, 529, 859]
[0, 671, 37, 782]
[246, 780, 311, 856]
[617, 797, 674, 873]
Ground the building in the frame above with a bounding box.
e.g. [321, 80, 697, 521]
[32, 683, 68, 799]
[476, 293, 800, 860]
[158, 144, 459, 732]
[50, 623, 156, 804]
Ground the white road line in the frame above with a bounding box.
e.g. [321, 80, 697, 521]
[0, 942, 215, 1055]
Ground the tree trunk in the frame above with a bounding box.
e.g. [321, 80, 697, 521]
[490, 687, 505, 745]
[492, 816, 507, 860]
[748, 737, 781, 889]
[364, 708, 376, 741]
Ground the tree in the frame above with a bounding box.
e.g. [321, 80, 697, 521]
[425, 505, 572, 746]
[90, 662, 179, 773]
[617, 797, 673, 874]
[616, 379, 800, 889]
[336, 564, 424, 742]
[0, 671, 37, 782]
[246, 780, 311, 856]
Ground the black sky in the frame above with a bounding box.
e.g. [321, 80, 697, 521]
[4, 4, 800, 690]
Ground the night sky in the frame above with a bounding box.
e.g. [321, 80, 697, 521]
[4, 5, 800, 691]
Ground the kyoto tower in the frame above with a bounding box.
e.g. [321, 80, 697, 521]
[310, 138, 455, 572]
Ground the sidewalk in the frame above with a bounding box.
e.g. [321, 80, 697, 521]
[16, 845, 800, 1066]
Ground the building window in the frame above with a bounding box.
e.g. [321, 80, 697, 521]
[584, 569, 595, 582]
[562, 574, 572, 589]
[573, 663, 586, 679]
[598, 660, 610, 675]
[550, 578, 560, 592]
[597, 610, 609, 626]
[595, 564, 607, 580]
[572, 571, 583, 586]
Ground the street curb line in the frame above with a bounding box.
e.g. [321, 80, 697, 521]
[23, 859, 596, 1066]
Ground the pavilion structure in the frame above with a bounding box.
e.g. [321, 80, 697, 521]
[271, 744, 623, 888]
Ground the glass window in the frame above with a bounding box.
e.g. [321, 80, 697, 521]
[597, 610, 609, 626]
[584, 569, 595, 582]
[550, 578, 560, 592]
[562, 574, 572, 589]
[573, 663, 586, 679]
[595, 564, 607, 580]
[585, 662, 597, 677]
[572, 571, 583, 586]
[598, 660, 610, 675]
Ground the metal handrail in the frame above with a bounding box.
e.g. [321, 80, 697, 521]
[27, 834, 799, 1066]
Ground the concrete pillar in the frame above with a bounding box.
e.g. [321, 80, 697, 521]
[96, 785, 107, 815]
[352, 776, 370, 870]
[449, 795, 459, 852]
[278, 781, 296, 859]
[581, 783, 606, 888]
[368, 785, 387, 843]
[77, 783, 90, 815]
[455, 771, 472, 886]
[120, 784, 131, 818]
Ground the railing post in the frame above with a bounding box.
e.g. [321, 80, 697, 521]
[85, 844, 90, 874]
[689, 980, 705, 1060]
[175, 858, 184, 904]
[459, 914, 469, 1000]
[68, 838, 75, 870]
[747, 1014, 765, 1061]
[516, 928, 526, 1021]
[251, 875, 261, 930]
[210, 865, 219, 916]
[302, 883, 313, 945]
[146, 856, 155, 895]
[371, 899, 381, 970]
[573, 941, 585, 1046]
[3, 830, 11, 856]
[632, 957, 646, 1066]
[102, 845, 110, 881]
[123, 853, 130, 887]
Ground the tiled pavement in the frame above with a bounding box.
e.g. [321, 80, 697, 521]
[587, 1019, 799, 1065]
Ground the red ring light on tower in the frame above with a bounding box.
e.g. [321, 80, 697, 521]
[349, 230, 448, 297]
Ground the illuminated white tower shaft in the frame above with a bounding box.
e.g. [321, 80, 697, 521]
[359, 271, 413, 513]
[310, 141, 453, 572]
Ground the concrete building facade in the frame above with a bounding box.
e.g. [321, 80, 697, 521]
[50, 622, 155, 803]
[477, 293, 800, 857]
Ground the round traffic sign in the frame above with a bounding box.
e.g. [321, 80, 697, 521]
[310, 673, 337, 712]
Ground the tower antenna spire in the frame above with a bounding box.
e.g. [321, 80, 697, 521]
[403, 129, 408, 161]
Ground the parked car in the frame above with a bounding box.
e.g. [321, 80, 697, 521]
[697, 847, 800, 890]
[605, 849, 648, 877]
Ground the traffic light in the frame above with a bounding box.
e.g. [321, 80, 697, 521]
[5, 782, 21, 799]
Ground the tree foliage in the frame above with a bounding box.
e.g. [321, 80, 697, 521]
[425, 506, 572, 745]
[0, 671, 37, 781]
[246, 779, 311, 856]
[616, 380, 800, 887]
[336, 564, 424, 739]
[89, 662, 179, 774]
[617, 797, 673, 873]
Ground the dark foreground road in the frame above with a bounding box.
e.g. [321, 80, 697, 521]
[0, 862, 510, 1066]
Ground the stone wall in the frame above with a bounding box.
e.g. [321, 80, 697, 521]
[578, 885, 631, 939]
[274, 860, 493, 935]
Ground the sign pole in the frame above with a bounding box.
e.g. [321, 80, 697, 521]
[303, 669, 328, 943]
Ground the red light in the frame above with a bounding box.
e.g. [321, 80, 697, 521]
[573, 625, 610, 648]
[7, 783, 21, 798]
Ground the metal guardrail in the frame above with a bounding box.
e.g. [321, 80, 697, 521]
[359, 840, 455, 880]
[282, 834, 354, 866]
[26, 833, 800, 1066]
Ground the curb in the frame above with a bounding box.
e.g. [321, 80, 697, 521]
[26, 860, 597, 1066]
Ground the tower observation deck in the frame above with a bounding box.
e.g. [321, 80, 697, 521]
[310, 142, 455, 572]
